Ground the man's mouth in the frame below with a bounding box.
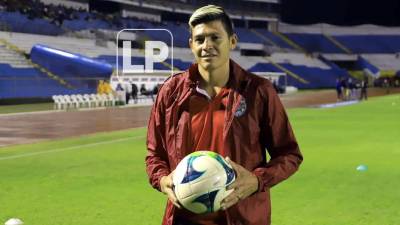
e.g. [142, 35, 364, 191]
[201, 54, 216, 58]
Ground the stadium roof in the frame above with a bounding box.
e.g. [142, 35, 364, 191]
[281, 0, 400, 26]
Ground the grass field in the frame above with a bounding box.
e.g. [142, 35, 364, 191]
[1, 94, 400, 225]
[0, 103, 53, 114]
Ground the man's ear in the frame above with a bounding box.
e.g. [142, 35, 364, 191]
[230, 34, 238, 50]
[189, 38, 193, 49]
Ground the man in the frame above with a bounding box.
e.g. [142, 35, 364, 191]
[97, 80, 104, 94]
[123, 80, 132, 104]
[348, 78, 356, 100]
[103, 80, 113, 95]
[146, 5, 303, 225]
[336, 78, 343, 101]
[131, 82, 138, 103]
[359, 76, 368, 100]
[114, 81, 126, 105]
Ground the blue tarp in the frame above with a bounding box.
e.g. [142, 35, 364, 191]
[30, 44, 113, 83]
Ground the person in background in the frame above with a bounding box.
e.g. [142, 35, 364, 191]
[124, 80, 132, 104]
[97, 80, 105, 94]
[383, 78, 390, 94]
[103, 80, 113, 95]
[341, 77, 348, 101]
[114, 81, 125, 105]
[394, 79, 399, 88]
[348, 78, 356, 100]
[336, 78, 343, 101]
[359, 77, 368, 100]
[140, 84, 148, 95]
[131, 83, 139, 103]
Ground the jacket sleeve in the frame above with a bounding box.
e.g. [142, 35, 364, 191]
[252, 83, 303, 192]
[145, 86, 171, 192]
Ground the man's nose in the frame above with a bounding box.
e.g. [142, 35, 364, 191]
[202, 37, 214, 50]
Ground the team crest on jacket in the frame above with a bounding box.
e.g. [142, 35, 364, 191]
[234, 97, 247, 117]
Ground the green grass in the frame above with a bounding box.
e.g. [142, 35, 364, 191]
[272, 94, 400, 225]
[1, 95, 400, 225]
[0, 128, 165, 225]
[0, 103, 53, 114]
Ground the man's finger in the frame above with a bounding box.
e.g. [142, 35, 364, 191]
[225, 157, 239, 166]
[171, 200, 182, 208]
[221, 194, 240, 210]
[226, 179, 240, 190]
[225, 156, 233, 163]
[164, 188, 181, 209]
[165, 179, 173, 188]
[221, 188, 238, 204]
[221, 195, 235, 205]
[225, 157, 241, 173]
[164, 188, 177, 201]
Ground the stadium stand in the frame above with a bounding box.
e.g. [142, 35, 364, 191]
[1, 0, 400, 103]
[252, 29, 295, 50]
[360, 54, 400, 71]
[0, 31, 115, 56]
[284, 33, 345, 53]
[235, 27, 265, 44]
[30, 44, 112, 90]
[354, 56, 380, 77]
[0, 11, 64, 35]
[0, 38, 75, 99]
[333, 35, 400, 54]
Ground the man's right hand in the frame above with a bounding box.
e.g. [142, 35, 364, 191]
[160, 171, 181, 208]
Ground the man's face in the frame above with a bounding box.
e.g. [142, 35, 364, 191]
[189, 20, 237, 71]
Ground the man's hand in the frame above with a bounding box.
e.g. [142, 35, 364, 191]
[220, 157, 259, 210]
[160, 171, 181, 208]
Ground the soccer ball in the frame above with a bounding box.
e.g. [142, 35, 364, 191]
[172, 151, 236, 214]
[5, 218, 23, 225]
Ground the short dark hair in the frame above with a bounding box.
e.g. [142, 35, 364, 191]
[188, 5, 234, 37]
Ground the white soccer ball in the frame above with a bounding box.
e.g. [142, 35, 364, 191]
[172, 151, 236, 214]
[5, 218, 23, 225]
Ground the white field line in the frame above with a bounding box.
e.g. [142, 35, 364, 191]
[0, 135, 145, 161]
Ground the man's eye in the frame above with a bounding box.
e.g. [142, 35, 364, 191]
[195, 38, 204, 43]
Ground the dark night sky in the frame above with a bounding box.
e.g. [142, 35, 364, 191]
[280, 0, 400, 26]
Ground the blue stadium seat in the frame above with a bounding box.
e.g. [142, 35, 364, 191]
[253, 29, 294, 49]
[235, 28, 265, 44]
[0, 63, 86, 98]
[334, 35, 400, 53]
[249, 62, 347, 89]
[284, 33, 344, 53]
[0, 11, 63, 36]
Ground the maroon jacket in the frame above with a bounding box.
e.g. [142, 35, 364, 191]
[146, 60, 303, 225]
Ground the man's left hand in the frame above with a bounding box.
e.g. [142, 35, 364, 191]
[220, 157, 259, 210]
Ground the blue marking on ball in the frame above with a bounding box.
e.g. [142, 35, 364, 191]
[192, 190, 220, 213]
[215, 155, 235, 185]
[181, 155, 205, 184]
